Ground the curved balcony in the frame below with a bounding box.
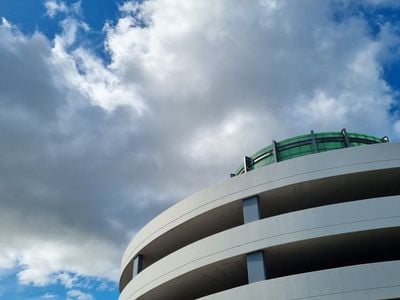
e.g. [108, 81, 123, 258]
[121, 196, 400, 299]
[119, 135, 400, 299]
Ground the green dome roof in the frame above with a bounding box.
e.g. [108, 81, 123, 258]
[234, 129, 388, 176]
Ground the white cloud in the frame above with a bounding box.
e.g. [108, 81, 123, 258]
[42, 293, 58, 299]
[394, 120, 400, 136]
[67, 290, 93, 300]
[1, 17, 12, 29]
[55, 272, 78, 289]
[44, 0, 69, 18]
[0, 0, 399, 291]
[359, 0, 400, 6]
[103, 0, 398, 139]
[45, 0, 82, 18]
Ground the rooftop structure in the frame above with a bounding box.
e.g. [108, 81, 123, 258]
[120, 129, 400, 300]
[234, 129, 389, 175]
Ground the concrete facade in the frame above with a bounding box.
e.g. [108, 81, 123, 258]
[119, 140, 400, 300]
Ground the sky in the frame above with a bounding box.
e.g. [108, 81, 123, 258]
[0, 0, 399, 299]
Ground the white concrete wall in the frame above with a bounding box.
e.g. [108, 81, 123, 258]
[200, 261, 400, 300]
[122, 142, 400, 268]
[120, 142, 400, 300]
[120, 196, 400, 299]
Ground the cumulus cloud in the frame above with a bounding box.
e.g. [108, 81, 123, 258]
[0, 14, 143, 285]
[45, 0, 81, 18]
[104, 0, 398, 147]
[67, 289, 93, 300]
[45, 0, 69, 18]
[394, 120, 400, 135]
[41, 293, 58, 299]
[0, 0, 399, 290]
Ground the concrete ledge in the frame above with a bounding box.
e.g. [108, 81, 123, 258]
[120, 196, 400, 300]
[200, 261, 400, 300]
[121, 142, 400, 270]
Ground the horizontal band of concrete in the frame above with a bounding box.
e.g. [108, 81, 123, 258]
[120, 196, 400, 300]
[200, 261, 400, 300]
[121, 142, 400, 270]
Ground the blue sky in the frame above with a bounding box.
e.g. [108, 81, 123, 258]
[0, 0, 120, 35]
[354, 4, 400, 94]
[0, 0, 121, 61]
[0, 269, 116, 300]
[0, 1, 400, 300]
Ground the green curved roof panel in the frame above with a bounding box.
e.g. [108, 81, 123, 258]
[235, 130, 387, 175]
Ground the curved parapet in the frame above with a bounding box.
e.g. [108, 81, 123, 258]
[119, 133, 400, 300]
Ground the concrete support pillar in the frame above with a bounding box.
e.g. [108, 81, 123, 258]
[246, 251, 267, 283]
[133, 254, 143, 277]
[243, 196, 267, 283]
[242, 196, 261, 224]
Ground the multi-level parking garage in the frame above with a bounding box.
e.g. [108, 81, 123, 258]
[120, 130, 400, 300]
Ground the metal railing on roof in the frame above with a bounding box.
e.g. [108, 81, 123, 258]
[231, 129, 388, 177]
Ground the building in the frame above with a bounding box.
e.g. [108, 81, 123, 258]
[119, 130, 400, 299]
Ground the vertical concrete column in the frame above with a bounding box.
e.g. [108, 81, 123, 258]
[242, 196, 267, 283]
[133, 254, 143, 277]
[246, 251, 267, 283]
[242, 196, 261, 223]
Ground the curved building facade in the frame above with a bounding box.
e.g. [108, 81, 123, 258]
[120, 130, 400, 300]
